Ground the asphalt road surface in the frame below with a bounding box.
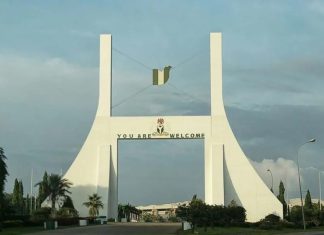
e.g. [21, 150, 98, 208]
[31, 223, 181, 235]
[281, 232, 324, 235]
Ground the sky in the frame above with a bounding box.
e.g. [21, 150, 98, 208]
[0, 0, 324, 206]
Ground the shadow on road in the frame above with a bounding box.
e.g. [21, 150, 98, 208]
[32, 222, 181, 235]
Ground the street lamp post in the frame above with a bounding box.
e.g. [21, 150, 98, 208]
[297, 138, 316, 230]
[267, 169, 273, 193]
[319, 170, 323, 211]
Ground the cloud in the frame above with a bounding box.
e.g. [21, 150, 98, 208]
[0, 54, 98, 110]
[69, 30, 96, 38]
[112, 86, 209, 117]
[223, 57, 324, 108]
[251, 157, 324, 202]
[226, 105, 324, 164]
[309, 0, 324, 15]
[0, 54, 98, 192]
[251, 158, 299, 196]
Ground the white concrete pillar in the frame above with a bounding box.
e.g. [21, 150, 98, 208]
[96, 145, 111, 216]
[97, 34, 112, 117]
[211, 144, 224, 205]
[108, 141, 118, 219]
[210, 32, 225, 116]
[204, 138, 212, 204]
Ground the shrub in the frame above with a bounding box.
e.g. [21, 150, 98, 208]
[225, 206, 246, 224]
[138, 213, 167, 223]
[258, 214, 282, 230]
[83, 217, 96, 225]
[319, 211, 324, 225]
[168, 216, 180, 222]
[290, 206, 302, 225]
[176, 197, 247, 228]
[259, 221, 282, 230]
[2, 215, 30, 221]
[289, 205, 321, 228]
[264, 214, 280, 223]
[2, 220, 24, 228]
[31, 207, 52, 221]
[157, 215, 165, 223]
[107, 218, 115, 222]
[56, 207, 79, 218]
[210, 205, 226, 226]
[23, 219, 43, 227]
[141, 213, 154, 222]
[56, 217, 79, 226]
[279, 219, 295, 229]
[62, 196, 75, 209]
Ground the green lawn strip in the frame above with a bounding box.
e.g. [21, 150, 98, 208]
[0, 226, 43, 235]
[179, 227, 284, 235]
[0, 224, 82, 235]
[178, 226, 324, 235]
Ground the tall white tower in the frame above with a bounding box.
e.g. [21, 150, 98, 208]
[62, 33, 283, 222]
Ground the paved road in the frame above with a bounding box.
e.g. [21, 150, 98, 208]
[280, 232, 324, 235]
[30, 223, 181, 235]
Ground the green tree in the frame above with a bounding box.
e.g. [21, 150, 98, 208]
[35, 174, 72, 213]
[277, 180, 287, 217]
[37, 171, 48, 208]
[290, 205, 318, 225]
[18, 180, 24, 214]
[175, 203, 189, 221]
[12, 179, 24, 214]
[12, 179, 20, 207]
[83, 193, 103, 218]
[118, 204, 125, 220]
[305, 189, 313, 209]
[176, 195, 207, 233]
[2, 193, 14, 216]
[189, 196, 208, 231]
[0, 147, 9, 222]
[141, 212, 153, 222]
[30, 195, 37, 215]
[118, 203, 140, 222]
[25, 194, 30, 215]
[18, 180, 23, 203]
[57, 196, 78, 218]
[226, 205, 246, 223]
[62, 196, 75, 209]
[176, 196, 246, 230]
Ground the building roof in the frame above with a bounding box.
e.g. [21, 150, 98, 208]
[288, 198, 324, 207]
[136, 201, 190, 211]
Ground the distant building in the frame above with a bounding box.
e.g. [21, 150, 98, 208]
[136, 201, 190, 219]
[288, 198, 324, 207]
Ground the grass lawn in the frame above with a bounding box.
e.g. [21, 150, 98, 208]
[178, 226, 324, 235]
[0, 226, 43, 235]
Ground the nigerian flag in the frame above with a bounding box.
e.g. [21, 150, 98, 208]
[153, 66, 172, 85]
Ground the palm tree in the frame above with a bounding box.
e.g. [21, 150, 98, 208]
[36, 174, 72, 212]
[0, 147, 8, 196]
[83, 193, 103, 218]
[0, 147, 8, 221]
[118, 203, 140, 222]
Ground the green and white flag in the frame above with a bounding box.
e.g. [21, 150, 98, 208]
[153, 66, 172, 85]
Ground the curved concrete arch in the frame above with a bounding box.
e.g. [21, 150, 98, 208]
[62, 33, 283, 222]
